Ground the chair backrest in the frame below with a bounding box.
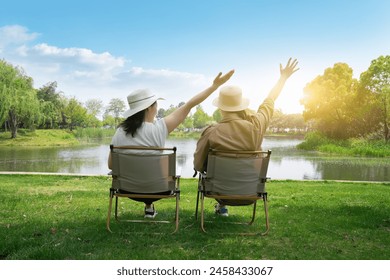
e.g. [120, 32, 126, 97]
[110, 145, 177, 193]
[204, 150, 271, 195]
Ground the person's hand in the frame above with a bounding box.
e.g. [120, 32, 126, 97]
[280, 58, 299, 79]
[212, 70, 235, 87]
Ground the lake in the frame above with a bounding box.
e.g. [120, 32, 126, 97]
[0, 136, 389, 182]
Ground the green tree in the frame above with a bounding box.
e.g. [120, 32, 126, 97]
[269, 109, 284, 133]
[0, 60, 40, 138]
[37, 82, 62, 104]
[85, 99, 103, 118]
[63, 98, 88, 130]
[212, 109, 222, 123]
[286, 114, 306, 131]
[359, 55, 390, 142]
[102, 113, 116, 128]
[158, 102, 193, 131]
[269, 110, 306, 133]
[164, 104, 176, 117]
[193, 105, 212, 129]
[38, 101, 56, 129]
[157, 108, 166, 119]
[84, 99, 103, 128]
[36, 82, 65, 129]
[177, 115, 193, 131]
[105, 98, 126, 127]
[301, 63, 358, 139]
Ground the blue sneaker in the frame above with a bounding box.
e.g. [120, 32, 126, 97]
[215, 204, 229, 217]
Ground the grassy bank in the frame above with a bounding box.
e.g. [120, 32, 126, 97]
[0, 128, 115, 146]
[0, 174, 389, 260]
[298, 132, 390, 157]
[0, 129, 79, 146]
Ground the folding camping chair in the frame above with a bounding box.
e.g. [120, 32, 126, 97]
[195, 149, 271, 235]
[107, 145, 180, 233]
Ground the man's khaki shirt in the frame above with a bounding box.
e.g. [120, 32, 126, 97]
[193, 98, 274, 172]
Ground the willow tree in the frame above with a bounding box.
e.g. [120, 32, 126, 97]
[0, 60, 40, 138]
[301, 63, 358, 139]
[36, 82, 66, 129]
[359, 55, 390, 142]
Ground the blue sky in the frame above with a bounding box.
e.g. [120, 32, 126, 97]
[1, 0, 389, 114]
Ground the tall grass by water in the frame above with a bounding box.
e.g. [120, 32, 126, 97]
[0, 174, 389, 260]
[73, 127, 115, 142]
[298, 132, 390, 157]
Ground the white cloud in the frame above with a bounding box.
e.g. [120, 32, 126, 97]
[0, 24, 219, 112]
[31, 43, 125, 70]
[117, 67, 208, 88]
[0, 25, 39, 48]
[130, 67, 204, 80]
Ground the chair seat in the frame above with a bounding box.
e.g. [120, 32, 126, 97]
[195, 149, 271, 235]
[107, 145, 180, 233]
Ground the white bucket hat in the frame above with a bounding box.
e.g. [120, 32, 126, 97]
[212, 85, 250, 112]
[123, 89, 164, 118]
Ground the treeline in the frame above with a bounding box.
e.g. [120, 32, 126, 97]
[301, 55, 390, 142]
[1, 59, 115, 138]
[159, 104, 307, 133]
[0, 59, 305, 139]
[3, 55, 389, 141]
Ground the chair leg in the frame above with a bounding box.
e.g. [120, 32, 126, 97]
[172, 195, 180, 234]
[114, 196, 119, 221]
[106, 193, 114, 233]
[261, 194, 270, 236]
[195, 190, 200, 220]
[248, 201, 257, 225]
[200, 192, 207, 233]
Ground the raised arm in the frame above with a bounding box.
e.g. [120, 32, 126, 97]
[164, 70, 234, 133]
[265, 58, 299, 102]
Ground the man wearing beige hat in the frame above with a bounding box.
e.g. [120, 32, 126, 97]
[193, 58, 299, 216]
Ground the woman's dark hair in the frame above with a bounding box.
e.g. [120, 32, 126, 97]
[119, 102, 156, 137]
[120, 109, 146, 137]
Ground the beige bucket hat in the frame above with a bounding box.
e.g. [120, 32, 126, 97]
[212, 85, 249, 112]
[123, 89, 164, 118]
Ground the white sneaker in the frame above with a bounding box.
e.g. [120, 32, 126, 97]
[144, 205, 158, 218]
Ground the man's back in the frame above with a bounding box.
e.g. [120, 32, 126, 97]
[193, 105, 273, 172]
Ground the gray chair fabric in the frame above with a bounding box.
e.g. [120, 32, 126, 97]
[204, 153, 269, 195]
[196, 149, 271, 235]
[111, 151, 176, 193]
[107, 145, 180, 233]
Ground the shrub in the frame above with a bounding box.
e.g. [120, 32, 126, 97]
[297, 131, 330, 150]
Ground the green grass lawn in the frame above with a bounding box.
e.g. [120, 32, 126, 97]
[0, 129, 79, 146]
[0, 174, 389, 260]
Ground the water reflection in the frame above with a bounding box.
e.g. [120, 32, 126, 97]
[0, 145, 110, 175]
[309, 157, 390, 181]
[0, 137, 389, 182]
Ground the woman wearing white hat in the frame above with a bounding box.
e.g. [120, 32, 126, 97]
[108, 70, 234, 218]
[193, 58, 299, 217]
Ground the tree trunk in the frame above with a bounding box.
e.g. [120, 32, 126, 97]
[8, 110, 18, 139]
